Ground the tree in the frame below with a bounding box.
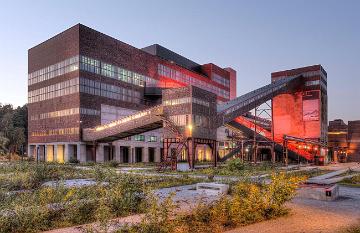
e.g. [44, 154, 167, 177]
[0, 104, 28, 155]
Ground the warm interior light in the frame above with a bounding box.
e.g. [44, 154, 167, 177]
[187, 124, 193, 131]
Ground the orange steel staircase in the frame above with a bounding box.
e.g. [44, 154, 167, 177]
[221, 116, 313, 162]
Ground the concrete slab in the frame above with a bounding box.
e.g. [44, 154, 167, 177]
[297, 184, 339, 201]
[196, 182, 229, 195]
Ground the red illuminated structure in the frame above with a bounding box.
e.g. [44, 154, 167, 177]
[271, 65, 328, 162]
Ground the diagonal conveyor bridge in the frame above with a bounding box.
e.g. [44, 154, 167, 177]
[83, 75, 303, 149]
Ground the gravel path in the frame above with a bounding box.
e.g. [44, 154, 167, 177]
[226, 186, 360, 233]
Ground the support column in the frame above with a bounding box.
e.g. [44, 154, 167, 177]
[155, 147, 161, 162]
[109, 143, 113, 161]
[115, 145, 121, 162]
[271, 145, 276, 163]
[78, 144, 87, 163]
[28, 145, 33, 159]
[43, 145, 47, 162]
[129, 147, 134, 163]
[54, 145, 58, 162]
[163, 140, 168, 162]
[96, 144, 105, 163]
[187, 138, 195, 169]
[64, 144, 71, 162]
[143, 147, 149, 163]
[213, 141, 217, 167]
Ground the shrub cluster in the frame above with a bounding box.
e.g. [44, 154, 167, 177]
[0, 173, 147, 233]
[0, 162, 94, 191]
[119, 172, 304, 233]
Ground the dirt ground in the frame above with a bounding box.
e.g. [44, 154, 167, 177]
[226, 186, 360, 233]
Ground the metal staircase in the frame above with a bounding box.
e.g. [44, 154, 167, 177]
[221, 117, 313, 162]
[156, 114, 188, 171]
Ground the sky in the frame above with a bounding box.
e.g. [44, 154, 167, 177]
[0, 0, 359, 122]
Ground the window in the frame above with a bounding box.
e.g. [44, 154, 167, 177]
[28, 56, 79, 85]
[169, 115, 188, 126]
[158, 64, 230, 99]
[148, 136, 157, 142]
[79, 55, 157, 87]
[79, 77, 141, 104]
[31, 127, 79, 137]
[134, 135, 145, 141]
[28, 78, 79, 103]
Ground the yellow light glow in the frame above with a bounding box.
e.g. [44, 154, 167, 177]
[187, 124, 193, 131]
[328, 132, 347, 135]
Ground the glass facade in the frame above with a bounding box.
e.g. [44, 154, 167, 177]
[212, 73, 230, 87]
[28, 78, 79, 103]
[158, 64, 230, 99]
[80, 55, 158, 87]
[163, 97, 210, 107]
[28, 55, 159, 88]
[30, 107, 100, 121]
[28, 56, 79, 85]
[80, 77, 141, 104]
[31, 127, 79, 137]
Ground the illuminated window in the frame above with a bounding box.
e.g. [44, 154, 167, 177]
[134, 135, 145, 141]
[148, 136, 157, 142]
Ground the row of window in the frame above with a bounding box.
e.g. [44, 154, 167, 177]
[170, 114, 189, 126]
[80, 78, 141, 104]
[274, 70, 327, 83]
[28, 55, 159, 88]
[28, 56, 79, 85]
[29, 76, 143, 104]
[305, 79, 327, 91]
[163, 97, 191, 106]
[134, 135, 158, 142]
[28, 78, 79, 103]
[31, 127, 79, 137]
[80, 55, 158, 87]
[158, 64, 230, 99]
[212, 73, 230, 87]
[169, 114, 209, 127]
[163, 97, 210, 107]
[30, 107, 100, 121]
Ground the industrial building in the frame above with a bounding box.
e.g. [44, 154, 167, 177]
[328, 119, 360, 162]
[27, 24, 329, 167]
[27, 24, 236, 163]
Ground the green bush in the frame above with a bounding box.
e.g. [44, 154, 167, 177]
[0, 172, 147, 233]
[227, 158, 245, 172]
[119, 172, 304, 233]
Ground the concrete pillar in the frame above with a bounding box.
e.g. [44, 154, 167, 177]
[78, 144, 87, 163]
[130, 147, 134, 163]
[115, 146, 121, 162]
[43, 145, 47, 162]
[96, 144, 105, 163]
[143, 147, 149, 163]
[64, 144, 71, 162]
[155, 147, 161, 162]
[54, 145, 58, 162]
[27, 145, 32, 158]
